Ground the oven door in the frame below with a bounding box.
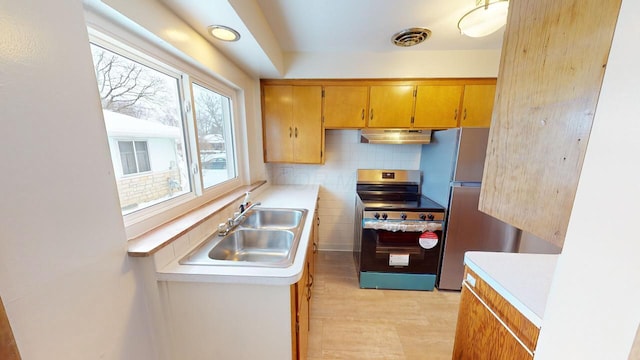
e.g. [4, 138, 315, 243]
[359, 226, 443, 274]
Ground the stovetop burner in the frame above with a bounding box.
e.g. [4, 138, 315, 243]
[356, 169, 445, 214]
[359, 196, 444, 213]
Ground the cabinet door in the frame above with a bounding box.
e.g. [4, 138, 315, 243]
[295, 255, 310, 360]
[263, 85, 293, 162]
[460, 84, 496, 127]
[307, 213, 318, 318]
[292, 86, 323, 163]
[297, 284, 309, 360]
[453, 284, 533, 360]
[368, 85, 415, 128]
[414, 85, 463, 128]
[323, 85, 368, 128]
[478, 0, 621, 246]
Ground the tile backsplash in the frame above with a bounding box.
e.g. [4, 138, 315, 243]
[267, 130, 422, 251]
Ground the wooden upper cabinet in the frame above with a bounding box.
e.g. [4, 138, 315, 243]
[263, 85, 294, 162]
[323, 86, 368, 128]
[460, 84, 496, 127]
[414, 85, 464, 128]
[368, 85, 415, 128]
[262, 85, 323, 164]
[478, 0, 621, 247]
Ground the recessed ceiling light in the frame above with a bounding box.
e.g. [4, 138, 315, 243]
[391, 28, 432, 47]
[207, 25, 241, 42]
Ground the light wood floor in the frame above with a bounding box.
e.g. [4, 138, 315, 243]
[308, 251, 461, 360]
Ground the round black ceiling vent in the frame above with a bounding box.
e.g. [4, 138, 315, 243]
[391, 27, 432, 47]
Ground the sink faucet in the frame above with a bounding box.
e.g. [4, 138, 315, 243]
[218, 202, 261, 236]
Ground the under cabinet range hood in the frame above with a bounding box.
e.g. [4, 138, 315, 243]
[360, 129, 432, 144]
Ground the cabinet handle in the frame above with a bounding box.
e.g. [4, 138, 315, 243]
[289, 127, 292, 138]
[462, 282, 534, 357]
[463, 108, 467, 120]
[313, 241, 318, 254]
[361, 109, 365, 120]
[295, 127, 298, 138]
[370, 109, 374, 120]
[308, 273, 314, 288]
[454, 108, 458, 120]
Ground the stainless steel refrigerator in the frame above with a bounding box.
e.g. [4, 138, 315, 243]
[419, 128, 520, 290]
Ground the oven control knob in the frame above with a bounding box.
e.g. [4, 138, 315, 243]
[374, 212, 380, 219]
[419, 213, 427, 220]
[381, 213, 388, 220]
[401, 213, 407, 220]
[427, 213, 435, 221]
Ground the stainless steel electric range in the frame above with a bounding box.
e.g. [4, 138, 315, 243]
[353, 169, 445, 291]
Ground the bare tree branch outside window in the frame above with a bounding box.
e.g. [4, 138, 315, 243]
[91, 44, 179, 126]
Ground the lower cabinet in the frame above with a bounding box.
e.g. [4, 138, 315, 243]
[290, 209, 318, 360]
[156, 213, 319, 360]
[453, 268, 540, 360]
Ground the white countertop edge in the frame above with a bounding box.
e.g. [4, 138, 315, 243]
[464, 253, 551, 328]
[156, 185, 319, 286]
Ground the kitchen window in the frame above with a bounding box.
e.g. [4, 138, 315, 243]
[88, 32, 243, 233]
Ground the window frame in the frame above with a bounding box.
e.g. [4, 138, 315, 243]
[188, 79, 239, 192]
[88, 28, 245, 239]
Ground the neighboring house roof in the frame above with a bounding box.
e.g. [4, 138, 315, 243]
[202, 133, 224, 143]
[103, 110, 181, 139]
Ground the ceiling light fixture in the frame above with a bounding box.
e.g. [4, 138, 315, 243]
[457, 0, 509, 38]
[207, 25, 241, 42]
[391, 27, 432, 47]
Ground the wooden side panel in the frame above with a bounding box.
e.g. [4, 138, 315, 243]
[290, 283, 298, 360]
[630, 324, 640, 360]
[465, 269, 540, 351]
[1, 297, 21, 360]
[479, 0, 621, 246]
[297, 283, 309, 360]
[323, 86, 368, 128]
[452, 285, 533, 360]
[368, 85, 415, 128]
[263, 85, 293, 162]
[460, 84, 496, 127]
[414, 85, 463, 128]
[292, 86, 322, 163]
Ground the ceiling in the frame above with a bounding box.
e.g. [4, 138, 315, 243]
[160, 0, 505, 78]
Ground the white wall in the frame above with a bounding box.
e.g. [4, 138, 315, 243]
[0, 1, 155, 358]
[535, 0, 640, 358]
[284, 49, 501, 79]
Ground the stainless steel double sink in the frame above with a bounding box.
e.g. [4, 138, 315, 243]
[180, 208, 308, 268]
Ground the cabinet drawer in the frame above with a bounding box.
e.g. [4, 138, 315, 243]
[463, 268, 540, 352]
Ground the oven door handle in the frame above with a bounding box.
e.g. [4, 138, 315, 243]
[362, 220, 442, 232]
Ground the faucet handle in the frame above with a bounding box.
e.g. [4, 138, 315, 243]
[218, 223, 227, 233]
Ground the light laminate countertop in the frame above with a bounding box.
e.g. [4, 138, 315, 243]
[156, 184, 319, 286]
[464, 251, 558, 327]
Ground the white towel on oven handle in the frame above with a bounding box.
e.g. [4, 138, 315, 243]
[362, 220, 442, 232]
